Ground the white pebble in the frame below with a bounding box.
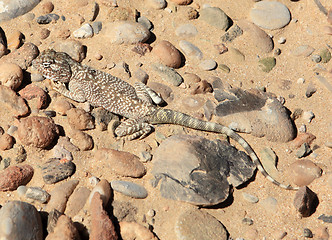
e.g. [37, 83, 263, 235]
[278, 37, 286, 44]
[298, 124, 306, 133]
[73, 23, 94, 39]
[89, 176, 100, 186]
[302, 111, 315, 123]
[297, 77, 305, 84]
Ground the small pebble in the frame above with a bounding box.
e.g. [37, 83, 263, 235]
[302, 111, 315, 123]
[303, 228, 313, 238]
[319, 48, 331, 63]
[199, 59, 217, 71]
[311, 54, 322, 63]
[296, 143, 312, 158]
[274, 48, 281, 56]
[242, 192, 259, 203]
[25, 187, 51, 203]
[278, 37, 286, 44]
[73, 23, 94, 39]
[147, 209, 156, 217]
[36, 13, 59, 24]
[298, 124, 306, 133]
[94, 53, 103, 60]
[110, 180, 148, 199]
[305, 83, 317, 98]
[89, 176, 100, 187]
[41, 1, 54, 14]
[297, 77, 305, 84]
[242, 217, 254, 225]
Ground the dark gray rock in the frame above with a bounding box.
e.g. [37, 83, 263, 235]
[296, 143, 312, 158]
[42, 158, 76, 184]
[318, 214, 332, 223]
[215, 88, 296, 142]
[221, 24, 243, 42]
[293, 186, 318, 217]
[175, 209, 228, 240]
[36, 13, 59, 24]
[152, 135, 255, 206]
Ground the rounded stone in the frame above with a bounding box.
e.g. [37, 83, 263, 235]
[0, 63, 23, 90]
[0, 133, 14, 150]
[200, 7, 230, 31]
[152, 40, 182, 68]
[147, 0, 166, 9]
[199, 59, 217, 71]
[169, 0, 192, 5]
[250, 1, 291, 30]
[288, 160, 322, 186]
[0, 201, 43, 240]
[41, 158, 76, 184]
[17, 116, 58, 148]
[53, 99, 74, 115]
[73, 23, 94, 39]
[0, 0, 40, 22]
[179, 40, 203, 60]
[66, 108, 95, 130]
[120, 222, 158, 240]
[0, 165, 34, 191]
[41, 1, 54, 14]
[110, 180, 148, 199]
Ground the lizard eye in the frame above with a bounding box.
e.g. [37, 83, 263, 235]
[43, 62, 51, 68]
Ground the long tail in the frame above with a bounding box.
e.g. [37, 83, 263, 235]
[149, 108, 298, 190]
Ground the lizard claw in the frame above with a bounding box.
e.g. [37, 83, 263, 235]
[52, 81, 66, 92]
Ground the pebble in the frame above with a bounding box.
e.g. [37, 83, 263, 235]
[53, 98, 74, 115]
[90, 192, 118, 240]
[0, 0, 40, 22]
[183, 72, 201, 88]
[289, 160, 322, 186]
[46, 215, 80, 240]
[319, 48, 331, 63]
[102, 21, 150, 44]
[7, 30, 23, 50]
[41, 1, 54, 14]
[179, 40, 203, 60]
[52, 40, 86, 62]
[66, 108, 95, 130]
[36, 13, 60, 24]
[147, 0, 167, 9]
[218, 64, 230, 73]
[303, 228, 313, 238]
[200, 7, 230, 31]
[24, 186, 51, 203]
[0, 201, 43, 240]
[73, 23, 94, 38]
[0, 165, 34, 191]
[19, 84, 48, 109]
[91, 21, 103, 34]
[302, 111, 315, 123]
[65, 186, 91, 218]
[68, 129, 94, 151]
[18, 116, 58, 148]
[133, 68, 149, 83]
[190, 80, 213, 95]
[152, 40, 182, 68]
[175, 24, 198, 37]
[0, 157, 10, 171]
[175, 209, 228, 240]
[0, 133, 14, 150]
[318, 214, 332, 223]
[292, 45, 315, 57]
[229, 47, 245, 62]
[293, 186, 318, 217]
[250, 1, 291, 30]
[42, 158, 75, 184]
[296, 143, 312, 158]
[258, 57, 276, 72]
[39, 28, 51, 39]
[187, 7, 199, 20]
[53, 144, 73, 161]
[199, 59, 217, 71]
[242, 217, 254, 225]
[148, 82, 174, 102]
[46, 180, 79, 213]
[221, 24, 243, 42]
[139, 151, 152, 162]
[242, 192, 259, 203]
[88, 179, 111, 208]
[278, 37, 286, 44]
[91, 107, 118, 131]
[138, 16, 153, 31]
[297, 77, 305, 84]
[152, 63, 183, 86]
[111, 180, 148, 199]
[93, 148, 146, 177]
[311, 54, 322, 63]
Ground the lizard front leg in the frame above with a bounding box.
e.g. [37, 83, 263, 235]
[52, 81, 86, 103]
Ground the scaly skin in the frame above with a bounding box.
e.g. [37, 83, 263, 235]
[32, 49, 298, 190]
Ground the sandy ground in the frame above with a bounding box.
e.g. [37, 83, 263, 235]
[0, 0, 331, 239]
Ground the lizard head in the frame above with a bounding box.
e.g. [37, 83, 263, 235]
[32, 49, 74, 83]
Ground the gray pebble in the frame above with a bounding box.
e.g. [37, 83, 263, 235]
[0, 0, 39, 22]
[139, 151, 152, 163]
[305, 83, 317, 98]
[53, 145, 73, 161]
[73, 23, 94, 39]
[199, 59, 217, 71]
[175, 24, 198, 38]
[302, 111, 315, 123]
[296, 143, 312, 158]
[152, 63, 183, 86]
[138, 16, 153, 31]
[25, 187, 50, 203]
[221, 24, 243, 42]
[179, 40, 203, 60]
[242, 217, 254, 225]
[303, 228, 313, 238]
[110, 180, 148, 199]
[36, 13, 59, 24]
[292, 45, 315, 57]
[91, 21, 102, 34]
[311, 54, 322, 63]
[200, 7, 230, 31]
[16, 185, 27, 197]
[242, 192, 259, 203]
[7, 125, 18, 136]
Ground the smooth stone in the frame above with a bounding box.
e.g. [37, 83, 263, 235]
[119, 222, 158, 240]
[311, 54, 321, 63]
[41, 158, 75, 184]
[147, 0, 166, 9]
[242, 192, 259, 203]
[152, 63, 183, 86]
[237, 20, 274, 53]
[46, 180, 79, 213]
[293, 186, 318, 217]
[0, 165, 34, 191]
[175, 209, 228, 240]
[102, 21, 150, 44]
[179, 40, 203, 60]
[200, 7, 230, 31]
[137, 16, 153, 30]
[152, 135, 255, 206]
[36, 13, 59, 24]
[218, 64, 230, 73]
[18, 116, 58, 148]
[110, 180, 148, 199]
[318, 215, 332, 223]
[259, 147, 280, 180]
[258, 57, 276, 72]
[0, 42, 38, 70]
[302, 111, 315, 123]
[288, 160, 322, 186]
[296, 143, 312, 158]
[0, 63, 23, 90]
[65, 186, 91, 218]
[7, 30, 23, 50]
[152, 40, 182, 68]
[73, 23, 94, 39]
[0, 133, 14, 150]
[66, 108, 95, 130]
[53, 99, 74, 115]
[190, 80, 213, 95]
[93, 148, 146, 178]
[18, 84, 48, 109]
[306, 83, 317, 98]
[25, 187, 51, 203]
[0, 201, 43, 240]
[319, 48, 331, 63]
[175, 24, 198, 37]
[291, 133, 316, 149]
[87, 179, 111, 207]
[199, 59, 217, 71]
[0, 0, 40, 22]
[45, 215, 80, 240]
[90, 192, 118, 240]
[250, 1, 291, 30]
[292, 45, 315, 57]
[41, 1, 54, 14]
[52, 40, 86, 62]
[91, 21, 103, 34]
[68, 129, 94, 151]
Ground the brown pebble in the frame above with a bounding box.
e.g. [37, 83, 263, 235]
[187, 7, 199, 20]
[169, 0, 192, 5]
[214, 43, 228, 54]
[40, 28, 51, 40]
[183, 73, 201, 88]
[120, 222, 158, 240]
[291, 132, 316, 149]
[67, 108, 95, 130]
[0, 85, 29, 117]
[7, 30, 23, 50]
[0, 133, 14, 150]
[152, 40, 182, 68]
[19, 84, 48, 109]
[45, 215, 80, 240]
[68, 129, 94, 151]
[191, 80, 213, 94]
[0, 165, 34, 191]
[94, 53, 103, 60]
[293, 186, 318, 217]
[0, 63, 23, 90]
[53, 98, 74, 115]
[65, 186, 91, 218]
[56, 29, 71, 40]
[41, 1, 54, 13]
[288, 160, 322, 186]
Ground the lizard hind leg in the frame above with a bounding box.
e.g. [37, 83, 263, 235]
[115, 118, 154, 140]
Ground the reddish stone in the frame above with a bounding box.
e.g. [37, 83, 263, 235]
[0, 165, 34, 191]
[0, 133, 14, 150]
[291, 132, 316, 149]
[90, 192, 118, 240]
[19, 84, 48, 109]
[0, 85, 29, 117]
